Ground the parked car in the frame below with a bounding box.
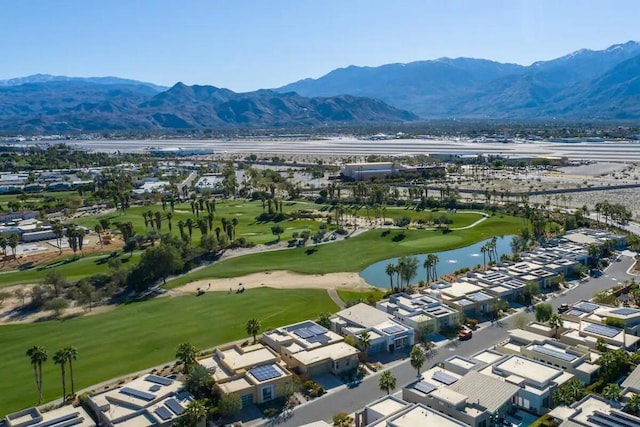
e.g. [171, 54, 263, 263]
[458, 329, 473, 341]
[558, 303, 570, 313]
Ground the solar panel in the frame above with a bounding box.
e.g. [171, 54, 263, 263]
[432, 371, 458, 385]
[250, 365, 282, 382]
[149, 385, 161, 392]
[612, 308, 639, 316]
[294, 328, 314, 339]
[155, 406, 173, 421]
[382, 325, 404, 335]
[566, 309, 585, 316]
[38, 413, 81, 427]
[146, 374, 173, 386]
[531, 345, 577, 362]
[308, 324, 327, 335]
[469, 292, 491, 301]
[165, 398, 184, 415]
[584, 323, 620, 338]
[414, 381, 437, 394]
[120, 386, 156, 401]
[576, 302, 600, 312]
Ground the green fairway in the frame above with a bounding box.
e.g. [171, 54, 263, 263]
[337, 289, 386, 304]
[73, 200, 325, 245]
[0, 288, 336, 414]
[0, 252, 142, 288]
[356, 206, 485, 227]
[167, 214, 522, 286]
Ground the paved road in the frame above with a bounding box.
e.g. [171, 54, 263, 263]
[276, 256, 637, 426]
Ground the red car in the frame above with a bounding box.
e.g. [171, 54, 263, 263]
[458, 329, 473, 341]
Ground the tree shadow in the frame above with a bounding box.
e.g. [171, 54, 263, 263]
[305, 248, 318, 255]
[392, 233, 406, 242]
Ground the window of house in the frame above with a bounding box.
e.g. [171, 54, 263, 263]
[261, 385, 273, 402]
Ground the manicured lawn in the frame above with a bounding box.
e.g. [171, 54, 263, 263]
[0, 191, 78, 204]
[337, 289, 386, 304]
[73, 200, 325, 245]
[0, 288, 337, 414]
[357, 206, 485, 227]
[166, 214, 522, 286]
[0, 252, 142, 288]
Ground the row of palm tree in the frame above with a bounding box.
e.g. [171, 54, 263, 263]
[26, 345, 78, 404]
[384, 256, 420, 291]
[0, 233, 20, 260]
[480, 236, 499, 269]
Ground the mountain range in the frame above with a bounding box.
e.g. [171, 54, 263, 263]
[279, 41, 640, 119]
[2, 41, 640, 132]
[0, 76, 416, 133]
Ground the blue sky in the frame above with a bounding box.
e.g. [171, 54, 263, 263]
[1, 0, 639, 91]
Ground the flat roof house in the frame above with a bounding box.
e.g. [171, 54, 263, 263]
[404, 369, 518, 427]
[262, 320, 359, 378]
[196, 343, 293, 408]
[548, 394, 640, 426]
[331, 303, 415, 356]
[4, 405, 95, 427]
[377, 292, 461, 335]
[479, 354, 574, 415]
[86, 374, 193, 427]
[621, 363, 640, 399]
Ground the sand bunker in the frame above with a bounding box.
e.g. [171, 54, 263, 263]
[174, 271, 377, 293]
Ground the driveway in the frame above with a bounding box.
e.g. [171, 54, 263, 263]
[275, 255, 637, 426]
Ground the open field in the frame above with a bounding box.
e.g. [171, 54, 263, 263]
[72, 200, 325, 245]
[0, 288, 337, 414]
[0, 252, 141, 288]
[166, 214, 522, 287]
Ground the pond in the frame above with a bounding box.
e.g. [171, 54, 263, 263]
[360, 235, 515, 288]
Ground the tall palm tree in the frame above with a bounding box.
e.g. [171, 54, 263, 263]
[166, 212, 173, 232]
[53, 221, 64, 253]
[53, 349, 68, 400]
[246, 318, 261, 344]
[379, 370, 397, 395]
[176, 343, 197, 374]
[410, 346, 426, 376]
[423, 257, 432, 284]
[548, 313, 564, 339]
[26, 345, 48, 404]
[358, 331, 371, 360]
[63, 346, 78, 396]
[0, 235, 7, 259]
[430, 254, 439, 282]
[385, 263, 396, 291]
[94, 224, 103, 248]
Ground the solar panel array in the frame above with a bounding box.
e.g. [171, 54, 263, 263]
[155, 407, 173, 421]
[382, 325, 404, 335]
[584, 323, 620, 338]
[566, 309, 586, 317]
[146, 374, 173, 386]
[432, 371, 458, 385]
[575, 302, 600, 312]
[149, 385, 161, 392]
[120, 386, 156, 401]
[414, 381, 437, 394]
[250, 365, 282, 382]
[469, 292, 491, 302]
[165, 398, 184, 415]
[37, 413, 82, 427]
[612, 308, 639, 316]
[531, 345, 577, 362]
[293, 323, 329, 341]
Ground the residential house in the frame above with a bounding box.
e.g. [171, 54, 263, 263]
[376, 292, 461, 335]
[548, 394, 640, 426]
[4, 405, 95, 427]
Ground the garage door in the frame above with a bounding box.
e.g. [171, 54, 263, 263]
[241, 393, 253, 407]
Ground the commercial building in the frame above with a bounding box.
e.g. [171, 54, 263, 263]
[4, 405, 95, 427]
[87, 374, 193, 426]
[262, 320, 359, 378]
[331, 303, 414, 356]
[196, 343, 293, 408]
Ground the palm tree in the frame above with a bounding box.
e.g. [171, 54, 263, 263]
[379, 370, 397, 395]
[53, 349, 68, 400]
[176, 343, 197, 374]
[166, 212, 173, 232]
[410, 346, 426, 376]
[246, 318, 261, 344]
[602, 383, 622, 402]
[0, 235, 7, 259]
[626, 393, 640, 415]
[358, 331, 371, 360]
[8, 233, 19, 259]
[26, 345, 48, 404]
[548, 313, 564, 339]
[385, 263, 396, 291]
[53, 221, 64, 253]
[94, 224, 103, 248]
[177, 220, 186, 240]
[422, 257, 432, 284]
[429, 254, 439, 282]
[183, 399, 208, 426]
[63, 346, 78, 396]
